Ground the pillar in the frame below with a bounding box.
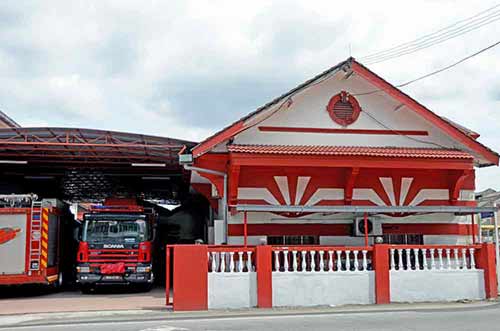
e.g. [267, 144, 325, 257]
[256, 245, 273, 308]
[373, 244, 390, 304]
[476, 243, 498, 299]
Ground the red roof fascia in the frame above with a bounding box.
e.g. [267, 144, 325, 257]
[350, 61, 499, 165]
[227, 144, 474, 159]
[192, 121, 245, 157]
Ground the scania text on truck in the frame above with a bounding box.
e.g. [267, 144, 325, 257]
[75, 198, 156, 292]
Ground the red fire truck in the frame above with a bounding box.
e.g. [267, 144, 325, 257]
[0, 195, 74, 288]
[75, 198, 157, 293]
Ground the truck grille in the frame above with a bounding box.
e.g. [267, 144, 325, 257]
[88, 249, 139, 262]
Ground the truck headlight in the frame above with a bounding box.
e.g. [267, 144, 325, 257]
[77, 266, 90, 273]
[136, 266, 151, 273]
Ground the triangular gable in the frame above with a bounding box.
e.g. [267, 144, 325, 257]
[192, 58, 498, 166]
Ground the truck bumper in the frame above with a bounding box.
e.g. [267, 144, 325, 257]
[76, 272, 153, 285]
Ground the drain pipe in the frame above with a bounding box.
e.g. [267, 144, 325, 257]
[183, 165, 228, 243]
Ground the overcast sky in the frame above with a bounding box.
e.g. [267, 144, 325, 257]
[0, 0, 499, 190]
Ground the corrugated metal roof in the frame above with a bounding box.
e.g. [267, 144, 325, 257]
[227, 144, 474, 159]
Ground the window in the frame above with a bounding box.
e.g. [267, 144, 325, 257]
[326, 91, 361, 126]
[267, 235, 319, 245]
[383, 234, 423, 245]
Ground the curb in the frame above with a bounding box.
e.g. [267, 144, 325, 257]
[0, 300, 499, 329]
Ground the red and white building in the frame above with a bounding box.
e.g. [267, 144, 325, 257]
[170, 58, 499, 310]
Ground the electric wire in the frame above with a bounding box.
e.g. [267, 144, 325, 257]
[359, 4, 500, 65]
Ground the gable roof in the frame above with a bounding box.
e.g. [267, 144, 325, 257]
[192, 58, 498, 166]
[0, 110, 20, 128]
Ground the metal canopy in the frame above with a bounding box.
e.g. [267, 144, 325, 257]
[0, 127, 194, 166]
[235, 204, 498, 214]
[0, 127, 196, 201]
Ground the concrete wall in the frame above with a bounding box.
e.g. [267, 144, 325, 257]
[272, 272, 375, 307]
[390, 270, 485, 302]
[208, 272, 257, 309]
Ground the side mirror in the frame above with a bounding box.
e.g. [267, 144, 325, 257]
[73, 221, 82, 241]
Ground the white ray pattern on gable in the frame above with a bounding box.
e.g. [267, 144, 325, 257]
[233, 72, 459, 150]
[274, 176, 290, 205]
[295, 176, 311, 205]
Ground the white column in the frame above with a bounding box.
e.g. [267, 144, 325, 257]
[390, 249, 395, 271]
[301, 251, 307, 272]
[362, 250, 368, 271]
[430, 248, 436, 270]
[211, 252, 216, 272]
[246, 251, 253, 272]
[453, 248, 459, 270]
[397, 249, 404, 271]
[437, 249, 443, 270]
[283, 251, 289, 272]
[319, 251, 325, 272]
[292, 251, 298, 272]
[229, 252, 235, 273]
[220, 252, 226, 272]
[353, 250, 359, 271]
[461, 248, 467, 269]
[328, 251, 334, 272]
[336, 251, 342, 271]
[345, 250, 351, 272]
[274, 251, 280, 272]
[238, 252, 243, 272]
[405, 248, 412, 270]
[445, 249, 451, 270]
[421, 248, 428, 270]
[311, 251, 317, 272]
[469, 248, 476, 270]
[413, 248, 420, 270]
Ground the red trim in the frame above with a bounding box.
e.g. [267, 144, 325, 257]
[258, 126, 429, 136]
[229, 223, 476, 236]
[192, 121, 245, 157]
[326, 91, 361, 126]
[256, 245, 273, 308]
[0, 274, 47, 285]
[231, 153, 474, 170]
[351, 61, 499, 165]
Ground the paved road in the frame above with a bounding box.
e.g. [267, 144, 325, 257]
[2, 304, 500, 331]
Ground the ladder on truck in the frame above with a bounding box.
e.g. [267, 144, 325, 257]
[28, 201, 43, 272]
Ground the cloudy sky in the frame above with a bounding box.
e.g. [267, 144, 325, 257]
[1, 0, 499, 190]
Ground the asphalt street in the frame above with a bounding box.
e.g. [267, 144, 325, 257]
[2, 304, 500, 331]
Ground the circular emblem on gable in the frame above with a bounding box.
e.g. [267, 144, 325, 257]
[326, 91, 361, 126]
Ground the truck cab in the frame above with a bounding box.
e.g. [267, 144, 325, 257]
[75, 199, 156, 292]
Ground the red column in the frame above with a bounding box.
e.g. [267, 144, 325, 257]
[373, 244, 390, 304]
[475, 243, 498, 299]
[256, 245, 273, 308]
[172, 245, 208, 311]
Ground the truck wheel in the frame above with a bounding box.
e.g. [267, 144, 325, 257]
[51, 272, 63, 291]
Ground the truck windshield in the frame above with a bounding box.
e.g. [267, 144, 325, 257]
[83, 218, 149, 243]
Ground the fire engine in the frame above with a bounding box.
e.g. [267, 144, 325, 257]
[75, 198, 157, 293]
[0, 194, 74, 288]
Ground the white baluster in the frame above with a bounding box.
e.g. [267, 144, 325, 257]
[336, 250, 342, 271]
[469, 248, 476, 269]
[413, 248, 420, 270]
[445, 249, 451, 270]
[397, 249, 404, 271]
[362, 250, 368, 271]
[237, 252, 243, 272]
[229, 252, 235, 273]
[461, 248, 467, 269]
[211, 252, 216, 272]
[345, 250, 351, 271]
[246, 251, 253, 272]
[220, 252, 226, 272]
[328, 251, 334, 272]
[283, 251, 289, 272]
[319, 251, 325, 272]
[301, 251, 307, 272]
[292, 251, 297, 272]
[274, 251, 280, 272]
[437, 249, 444, 270]
[429, 249, 436, 270]
[353, 250, 359, 271]
[421, 249, 428, 270]
[390, 249, 395, 271]
[405, 248, 412, 270]
[453, 249, 459, 270]
[311, 251, 317, 272]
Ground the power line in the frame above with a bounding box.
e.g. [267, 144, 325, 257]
[365, 13, 500, 65]
[361, 3, 500, 60]
[354, 39, 500, 96]
[359, 4, 500, 65]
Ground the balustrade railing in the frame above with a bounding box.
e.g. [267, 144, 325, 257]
[272, 246, 373, 273]
[208, 246, 256, 273]
[389, 245, 480, 272]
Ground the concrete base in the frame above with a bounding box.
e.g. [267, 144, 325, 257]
[272, 271, 375, 307]
[390, 270, 486, 302]
[208, 272, 257, 309]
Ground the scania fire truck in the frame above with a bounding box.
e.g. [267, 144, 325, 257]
[75, 198, 156, 292]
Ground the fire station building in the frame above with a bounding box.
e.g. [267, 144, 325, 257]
[169, 57, 499, 311]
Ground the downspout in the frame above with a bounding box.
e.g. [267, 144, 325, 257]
[183, 165, 228, 243]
